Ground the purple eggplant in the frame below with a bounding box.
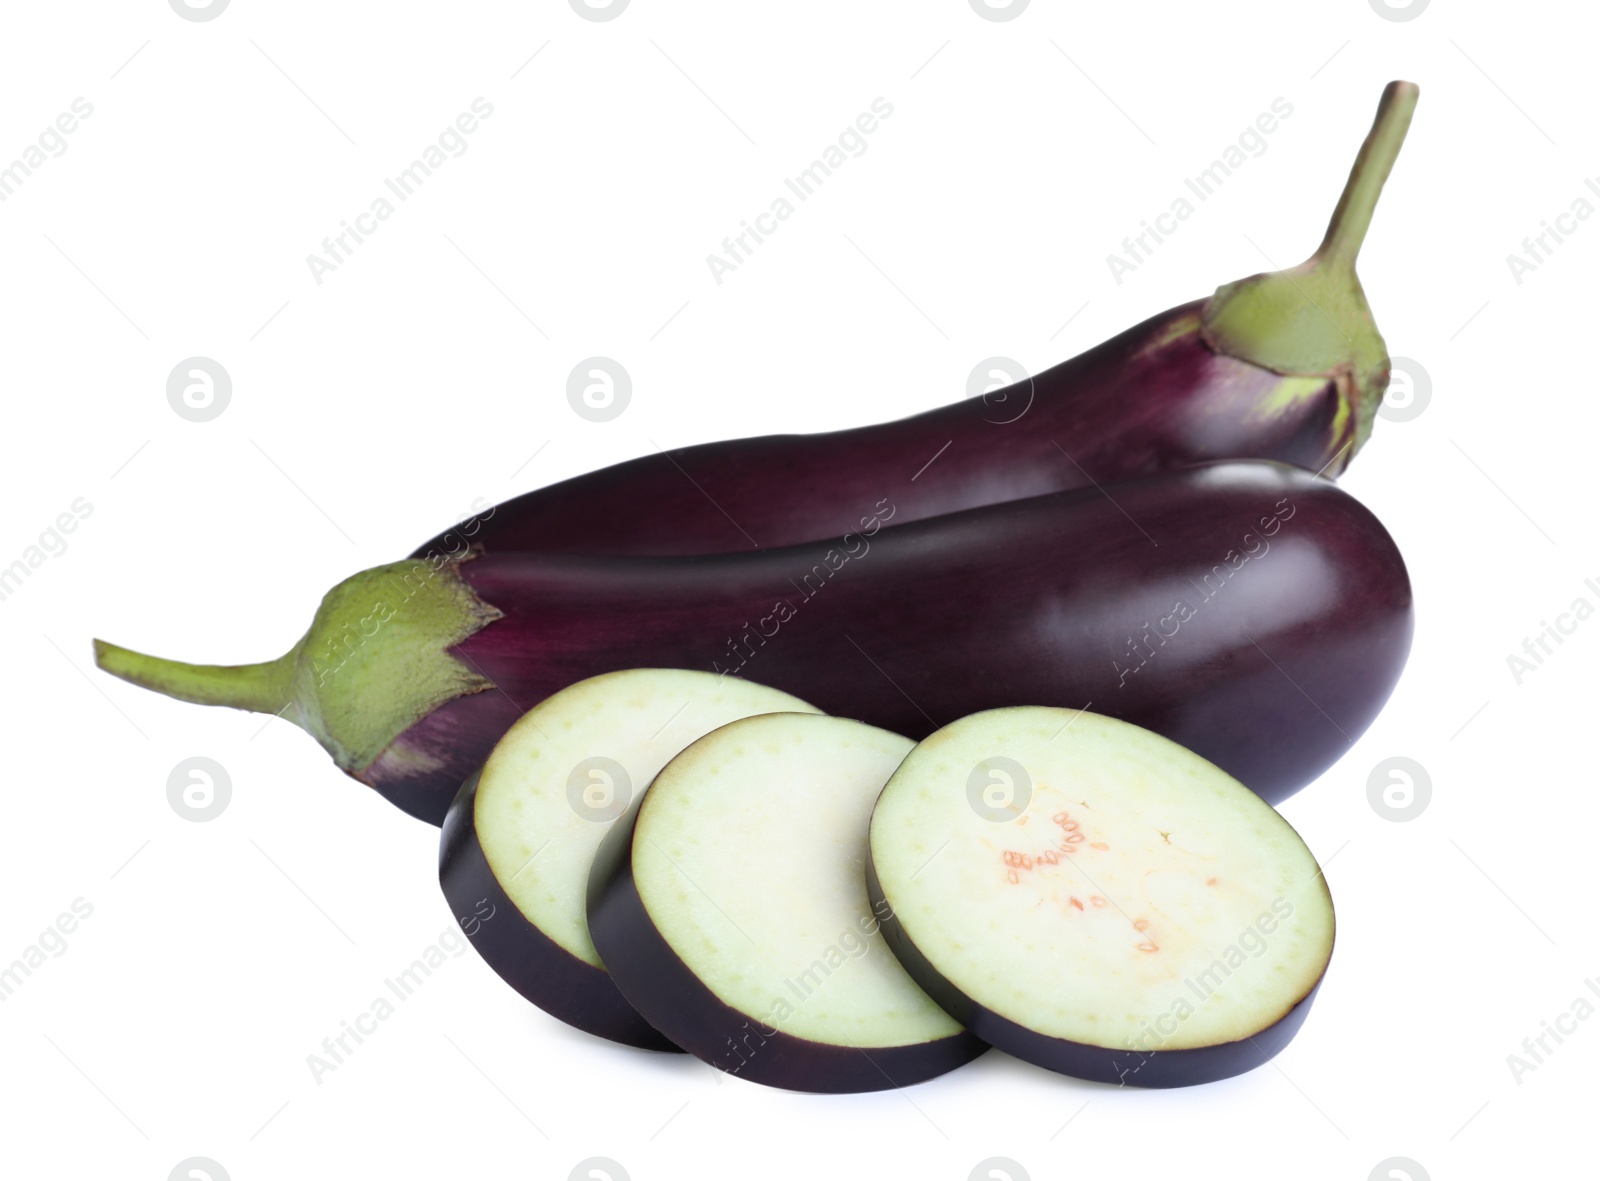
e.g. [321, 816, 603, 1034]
[95, 460, 1411, 825]
[414, 83, 1418, 562]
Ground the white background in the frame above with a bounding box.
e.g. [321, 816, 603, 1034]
[0, 1, 1591, 1178]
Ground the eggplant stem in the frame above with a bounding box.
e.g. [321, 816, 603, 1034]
[1315, 80, 1419, 273]
[92, 638, 295, 716]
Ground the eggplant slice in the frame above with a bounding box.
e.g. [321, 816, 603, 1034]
[868, 707, 1335, 1088]
[588, 713, 985, 1091]
[439, 668, 819, 1050]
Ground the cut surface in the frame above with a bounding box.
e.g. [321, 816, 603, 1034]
[870, 707, 1334, 1056]
[474, 669, 819, 966]
[632, 714, 963, 1049]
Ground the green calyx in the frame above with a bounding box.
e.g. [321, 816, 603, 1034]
[1202, 80, 1419, 466]
[93, 557, 503, 774]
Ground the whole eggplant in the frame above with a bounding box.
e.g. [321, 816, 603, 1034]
[414, 83, 1418, 561]
[96, 461, 1411, 825]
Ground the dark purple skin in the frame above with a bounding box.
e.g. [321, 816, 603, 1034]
[367, 460, 1412, 824]
[864, 857, 1326, 1088]
[437, 769, 680, 1052]
[585, 790, 988, 1091]
[411, 304, 1355, 561]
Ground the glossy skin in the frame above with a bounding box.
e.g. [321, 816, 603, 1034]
[366, 461, 1412, 824]
[411, 304, 1355, 560]
[585, 790, 987, 1090]
[437, 770, 680, 1051]
[864, 858, 1325, 1088]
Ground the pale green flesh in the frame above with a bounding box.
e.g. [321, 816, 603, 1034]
[633, 714, 963, 1049]
[870, 708, 1334, 1053]
[475, 669, 820, 967]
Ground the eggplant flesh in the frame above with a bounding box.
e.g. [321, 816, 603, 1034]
[867, 707, 1335, 1087]
[586, 713, 985, 1092]
[440, 767, 677, 1051]
[438, 669, 819, 1049]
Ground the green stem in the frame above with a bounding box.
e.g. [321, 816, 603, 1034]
[1315, 80, 1419, 274]
[93, 638, 297, 716]
[92, 558, 503, 775]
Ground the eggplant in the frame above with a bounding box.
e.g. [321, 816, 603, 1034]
[437, 668, 819, 1049]
[586, 712, 986, 1091]
[414, 83, 1418, 561]
[94, 459, 1411, 825]
[866, 706, 1335, 1087]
